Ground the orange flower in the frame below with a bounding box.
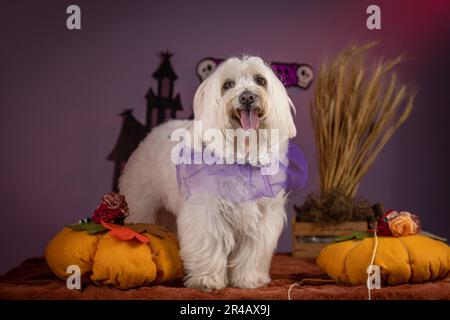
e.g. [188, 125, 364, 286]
[101, 222, 149, 244]
[388, 212, 418, 237]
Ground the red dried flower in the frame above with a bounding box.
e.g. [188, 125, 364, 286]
[92, 192, 129, 224]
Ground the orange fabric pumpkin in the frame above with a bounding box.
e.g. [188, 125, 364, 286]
[45, 224, 183, 289]
[317, 235, 450, 285]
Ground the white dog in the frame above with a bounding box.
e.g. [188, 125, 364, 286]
[119, 56, 297, 290]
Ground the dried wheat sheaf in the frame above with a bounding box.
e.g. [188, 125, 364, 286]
[311, 43, 415, 200]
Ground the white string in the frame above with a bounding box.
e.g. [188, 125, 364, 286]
[289, 223, 380, 301]
[367, 225, 378, 300]
[287, 282, 299, 300]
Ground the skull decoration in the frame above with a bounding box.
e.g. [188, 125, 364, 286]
[196, 58, 219, 82]
[297, 65, 314, 89]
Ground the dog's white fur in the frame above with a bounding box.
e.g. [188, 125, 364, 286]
[119, 56, 297, 290]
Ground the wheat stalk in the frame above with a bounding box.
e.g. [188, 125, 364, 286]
[311, 44, 414, 199]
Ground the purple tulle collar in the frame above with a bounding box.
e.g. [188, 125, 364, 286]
[176, 142, 308, 203]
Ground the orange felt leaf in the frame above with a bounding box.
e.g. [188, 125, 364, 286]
[101, 222, 149, 244]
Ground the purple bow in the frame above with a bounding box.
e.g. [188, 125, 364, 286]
[176, 142, 308, 203]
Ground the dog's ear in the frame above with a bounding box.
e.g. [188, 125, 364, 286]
[285, 96, 297, 138]
[193, 74, 222, 131]
[193, 78, 209, 120]
[267, 72, 298, 139]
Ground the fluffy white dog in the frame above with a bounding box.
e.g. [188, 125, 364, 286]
[119, 56, 297, 290]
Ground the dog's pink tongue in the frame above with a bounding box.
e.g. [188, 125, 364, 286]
[239, 109, 259, 130]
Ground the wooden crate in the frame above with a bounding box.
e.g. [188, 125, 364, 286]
[291, 216, 367, 259]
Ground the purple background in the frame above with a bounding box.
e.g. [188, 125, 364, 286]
[1, 0, 450, 274]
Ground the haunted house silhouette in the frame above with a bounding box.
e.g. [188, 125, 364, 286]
[108, 52, 183, 191]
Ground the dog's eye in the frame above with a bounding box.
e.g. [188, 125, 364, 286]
[222, 80, 235, 90]
[255, 76, 267, 87]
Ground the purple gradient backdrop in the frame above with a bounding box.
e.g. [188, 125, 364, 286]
[1, 0, 449, 274]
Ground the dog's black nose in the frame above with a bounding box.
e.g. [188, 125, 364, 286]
[239, 91, 258, 107]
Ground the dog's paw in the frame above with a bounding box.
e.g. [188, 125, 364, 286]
[230, 271, 271, 289]
[184, 274, 227, 291]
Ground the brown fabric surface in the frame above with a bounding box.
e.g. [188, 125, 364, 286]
[0, 254, 449, 300]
